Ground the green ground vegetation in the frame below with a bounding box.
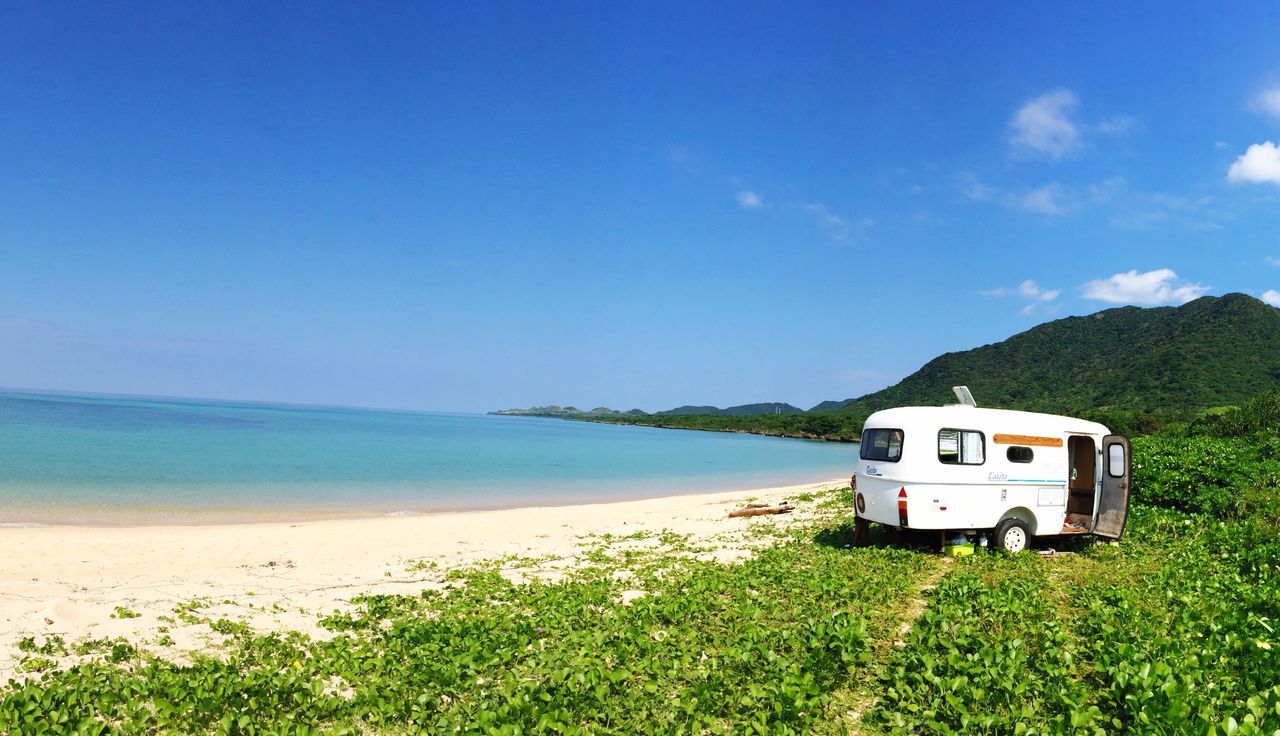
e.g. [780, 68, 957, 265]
[4, 393, 1280, 734]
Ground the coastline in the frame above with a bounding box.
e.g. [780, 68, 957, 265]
[0, 472, 851, 527]
[571, 414, 862, 442]
[0, 478, 846, 682]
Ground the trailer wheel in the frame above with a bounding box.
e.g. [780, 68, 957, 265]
[993, 518, 1031, 553]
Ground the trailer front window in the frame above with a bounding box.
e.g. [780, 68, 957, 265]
[860, 429, 904, 462]
[938, 428, 985, 465]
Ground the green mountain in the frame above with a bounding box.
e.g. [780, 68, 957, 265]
[658, 402, 803, 416]
[825, 293, 1280, 417]
[579, 294, 1280, 439]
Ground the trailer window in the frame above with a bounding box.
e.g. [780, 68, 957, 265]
[1108, 443, 1126, 477]
[1007, 446, 1034, 463]
[938, 429, 985, 465]
[860, 429, 904, 462]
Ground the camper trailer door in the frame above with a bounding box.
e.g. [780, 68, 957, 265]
[1093, 435, 1131, 539]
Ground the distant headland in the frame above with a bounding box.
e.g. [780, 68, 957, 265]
[489, 402, 804, 419]
[489, 405, 649, 418]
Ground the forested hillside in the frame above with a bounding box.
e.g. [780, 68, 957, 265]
[585, 294, 1280, 440]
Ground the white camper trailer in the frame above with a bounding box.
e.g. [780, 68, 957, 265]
[852, 387, 1131, 552]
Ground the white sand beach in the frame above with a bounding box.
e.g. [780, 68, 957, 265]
[0, 479, 845, 682]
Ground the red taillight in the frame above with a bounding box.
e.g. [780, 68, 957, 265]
[897, 486, 909, 526]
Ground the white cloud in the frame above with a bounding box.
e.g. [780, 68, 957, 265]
[982, 279, 1061, 315]
[1110, 211, 1167, 230]
[1096, 115, 1137, 136]
[1262, 290, 1280, 307]
[1080, 269, 1209, 306]
[733, 188, 868, 242]
[957, 174, 998, 202]
[801, 202, 857, 241]
[1009, 90, 1082, 159]
[1266, 257, 1280, 267]
[1254, 87, 1280, 120]
[1227, 141, 1280, 185]
[962, 176, 1131, 218]
[1086, 177, 1126, 204]
[1017, 279, 1060, 302]
[1020, 184, 1068, 215]
[1110, 190, 1217, 231]
[963, 172, 1223, 231]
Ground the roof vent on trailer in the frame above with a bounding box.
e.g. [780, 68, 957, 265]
[952, 386, 978, 407]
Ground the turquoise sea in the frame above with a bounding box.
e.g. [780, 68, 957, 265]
[0, 391, 856, 525]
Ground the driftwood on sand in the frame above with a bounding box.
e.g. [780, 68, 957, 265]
[728, 503, 794, 518]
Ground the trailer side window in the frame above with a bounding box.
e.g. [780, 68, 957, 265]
[1007, 446, 1034, 463]
[938, 428, 985, 465]
[860, 429, 904, 462]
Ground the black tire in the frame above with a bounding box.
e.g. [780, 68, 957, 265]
[993, 518, 1032, 553]
[852, 517, 870, 547]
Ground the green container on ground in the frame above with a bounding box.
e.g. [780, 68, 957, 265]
[944, 534, 975, 557]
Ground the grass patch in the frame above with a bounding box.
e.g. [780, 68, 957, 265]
[865, 505, 1280, 735]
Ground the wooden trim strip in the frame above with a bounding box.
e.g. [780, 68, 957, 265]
[993, 433, 1063, 447]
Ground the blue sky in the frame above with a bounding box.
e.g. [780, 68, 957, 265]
[2, 2, 1279, 412]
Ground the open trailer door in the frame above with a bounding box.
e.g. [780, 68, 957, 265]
[1093, 435, 1131, 540]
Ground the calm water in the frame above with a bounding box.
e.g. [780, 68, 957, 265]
[0, 391, 856, 525]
